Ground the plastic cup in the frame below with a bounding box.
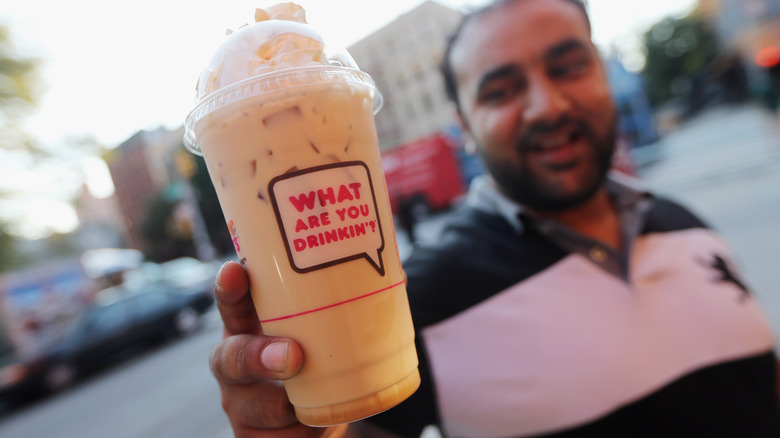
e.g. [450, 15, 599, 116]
[183, 9, 419, 426]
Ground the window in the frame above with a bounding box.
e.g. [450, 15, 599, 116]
[129, 292, 170, 317]
[86, 302, 131, 333]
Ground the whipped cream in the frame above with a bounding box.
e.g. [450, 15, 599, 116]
[196, 3, 328, 99]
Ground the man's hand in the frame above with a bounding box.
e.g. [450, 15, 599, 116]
[210, 261, 348, 437]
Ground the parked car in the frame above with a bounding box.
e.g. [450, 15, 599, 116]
[0, 338, 52, 405]
[158, 257, 220, 292]
[0, 281, 214, 401]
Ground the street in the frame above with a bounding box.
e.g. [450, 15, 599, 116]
[0, 103, 778, 437]
[0, 311, 234, 437]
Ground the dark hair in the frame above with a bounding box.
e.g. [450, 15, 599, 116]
[439, 0, 591, 113]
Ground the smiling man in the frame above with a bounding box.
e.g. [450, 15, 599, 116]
[448, 0, 616, 215]
[208, 1, 780, 437]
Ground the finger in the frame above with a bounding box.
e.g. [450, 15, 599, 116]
[216, 261, 260, 335]
[221, 379, 298, 431]
[211, 334, 304, 384]
[231, 421, 344, 438]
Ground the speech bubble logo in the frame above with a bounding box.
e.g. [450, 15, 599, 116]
[269, 161, 386, 276]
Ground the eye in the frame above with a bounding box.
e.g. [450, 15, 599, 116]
[548, 53, 591, 79]
[478, 77, 524, 105]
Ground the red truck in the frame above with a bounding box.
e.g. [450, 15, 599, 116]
[381, 132, 467, 216]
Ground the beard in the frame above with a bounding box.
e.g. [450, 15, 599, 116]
[480, 114, 617, 212]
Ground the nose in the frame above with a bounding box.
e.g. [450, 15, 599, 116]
[523, 76, 571, 124]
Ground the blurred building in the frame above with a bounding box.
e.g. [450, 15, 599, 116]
[347, 0, 463, 150]
[71, 184, 125, 250]
[105, 127, 184, 251]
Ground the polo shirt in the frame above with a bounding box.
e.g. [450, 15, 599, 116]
[465, 172, 652, 280]
[368, 174, 779, 437]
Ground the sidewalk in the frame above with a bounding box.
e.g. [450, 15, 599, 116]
[638, 103, 780, 192]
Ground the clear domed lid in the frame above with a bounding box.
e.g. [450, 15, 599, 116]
[184, 3, 382, 154]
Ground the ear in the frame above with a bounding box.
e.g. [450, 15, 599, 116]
[454, 110, 477, 154]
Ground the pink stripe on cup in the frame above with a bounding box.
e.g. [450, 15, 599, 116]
[259, 279, 406, 323]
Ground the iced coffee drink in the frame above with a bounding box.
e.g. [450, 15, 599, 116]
[184, 3, 419, 426]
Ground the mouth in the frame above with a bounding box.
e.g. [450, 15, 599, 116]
[525, 127, 585, 169]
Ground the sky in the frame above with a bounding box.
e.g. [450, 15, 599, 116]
[0, 0, 697, 238]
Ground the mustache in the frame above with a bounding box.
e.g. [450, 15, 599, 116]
[517, 117, 590, 150]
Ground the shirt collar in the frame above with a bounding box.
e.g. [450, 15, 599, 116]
[465, 171, 652, 233]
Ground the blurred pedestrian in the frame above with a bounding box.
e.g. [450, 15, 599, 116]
[208, 1, 780, 436]
[711, 52, 749, 104]
[397, 197, 420, 244]
[766, 62, 780, 122]
[757, 45, 780, 122]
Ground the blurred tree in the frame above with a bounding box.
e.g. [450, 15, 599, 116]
[62, 134, 105, 158]
[0, 24, 44, 268]
[0, 222, 27, 272]
[188, 155, 233, 256]
[138, 190, 198, 263]
[1, 25, 110, 251]
[44, 233, 81, 259]
[0, 24, 43, 154]
[138, 141, 232, 263]
[641, 15, 721, 114]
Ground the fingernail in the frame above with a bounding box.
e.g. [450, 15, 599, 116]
[215, 262, 229, 290]
[261, 341, 288, 373]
